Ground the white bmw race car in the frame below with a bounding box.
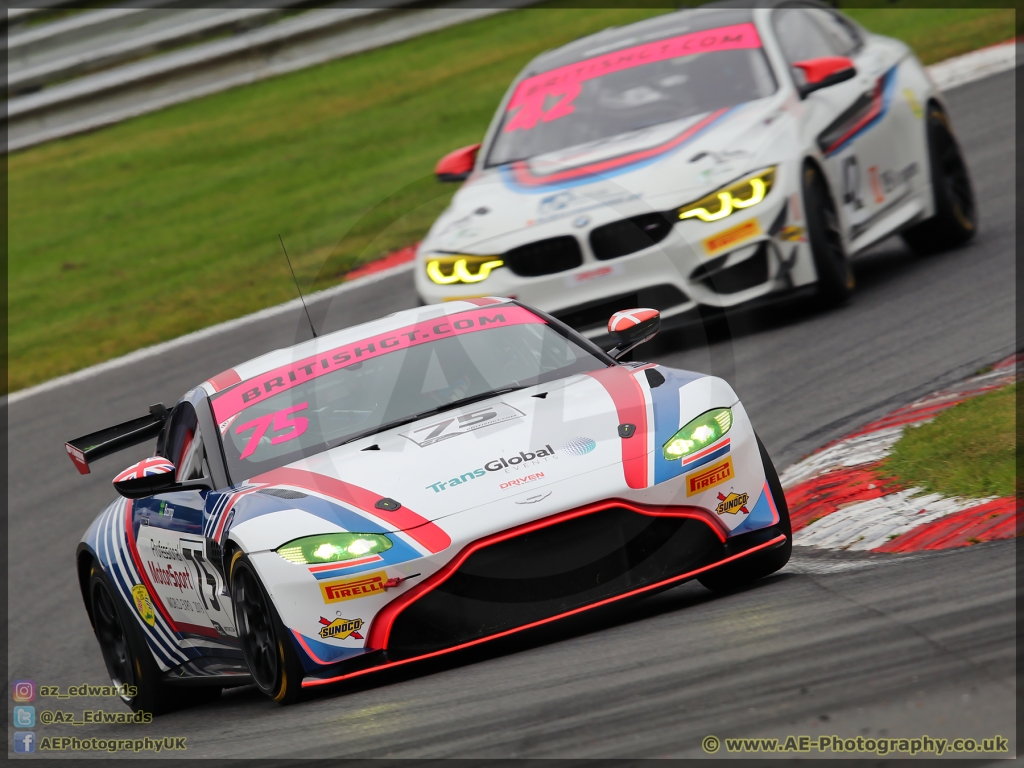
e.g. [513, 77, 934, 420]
[416, 0, 976, 340]
[70, 299, 790, 709]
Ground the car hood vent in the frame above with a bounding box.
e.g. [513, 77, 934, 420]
[257, 488, 308, 499]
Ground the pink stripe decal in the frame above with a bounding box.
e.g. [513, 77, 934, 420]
[212, 306, 543, 422]
[505, 24, 760, 133]
[585, 367, 649, 489]
[510, 108, 729, 187]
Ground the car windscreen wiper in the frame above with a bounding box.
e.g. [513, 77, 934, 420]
[332, 386, 526, 448]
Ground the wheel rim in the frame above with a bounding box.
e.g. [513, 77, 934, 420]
[233, 564, 279, 692]
[937, 128, 975, 230]
[91, 580, 135, 701]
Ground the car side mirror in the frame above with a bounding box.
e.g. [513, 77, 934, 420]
[793, 56, 856, 99]
[607, 308, 661, 360]
[112, 458, 208, 499]
[435, 143, 481, 182]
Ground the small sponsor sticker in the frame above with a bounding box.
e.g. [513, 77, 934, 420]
[500, 472, 545, 490]
[715, 491, 750, 515]
[904, 88, 922, 119]
[131, 585, 156, 627]
[686, 457, 734, 496]
[320, 571, 388, 604]
[318, 616, 364, 640]
[703, 218, 761, 255]
[564, 262, 624, 287]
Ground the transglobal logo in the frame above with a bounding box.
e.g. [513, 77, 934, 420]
[426, 445, 558, 493]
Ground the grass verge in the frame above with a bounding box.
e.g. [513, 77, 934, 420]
[880, 385, 1016, 499]
[8, 6, 1016, 393]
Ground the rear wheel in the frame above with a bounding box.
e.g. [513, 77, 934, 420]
[803, 162, 854, 306]
[901, 105, 977, 254]
[230, 551, 305, 705]
[89, 567, 220, 713]
[698, 434, 792, 592]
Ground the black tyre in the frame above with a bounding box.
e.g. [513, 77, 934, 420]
[230, 551, 305, 705]
[89, 566, 220, 713]
[901, 105, 977, 255]
[803, 162, 854, 305]
[698, 434, 792, 592]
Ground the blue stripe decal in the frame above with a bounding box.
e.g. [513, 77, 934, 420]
[727, 485, 777, 537]
[651, 367, 708, 485]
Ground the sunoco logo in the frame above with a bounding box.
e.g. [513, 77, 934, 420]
[318, 616, 364, 640]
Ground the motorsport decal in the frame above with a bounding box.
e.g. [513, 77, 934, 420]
[504, 24, 761, 133]
[400, 402, 524, 447]
[703, 218, 761, 255]
[318, 616, 364, 640]
[212, 306, 543, 421]
[686, 456, 734, 496]
[131, 585, 156, 627]
[320, 571, 389, 603]
[426, 445, 560, 492]
[560, 437, 596, 456]
[716, 491, 750, 515]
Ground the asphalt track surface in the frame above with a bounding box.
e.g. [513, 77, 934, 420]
[7, 69, 1016, 758]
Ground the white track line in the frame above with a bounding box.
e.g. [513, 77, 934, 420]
[5, 41, 1018, 405]
[4, 262, 413, 406]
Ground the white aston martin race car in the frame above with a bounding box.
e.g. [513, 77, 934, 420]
[416, 0, 976, 340]
[70, 299, 790, 709]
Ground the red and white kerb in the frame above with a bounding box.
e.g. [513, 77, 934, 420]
[608, 308, 659, 334]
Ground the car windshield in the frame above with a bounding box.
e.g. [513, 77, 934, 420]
[210, 305, 606, 480]
[486, 22, 776, 167]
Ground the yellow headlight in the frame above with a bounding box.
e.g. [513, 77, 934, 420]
[678, 167, 776, 223]
[426, 255, 504, 285]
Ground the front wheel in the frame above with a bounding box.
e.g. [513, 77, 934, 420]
[230, 551, 305, 705]
[901, 105, 977, 255]
[803, 163, 854, 306]
[698, 434, 792, 592]
[89, 567, 220, 713]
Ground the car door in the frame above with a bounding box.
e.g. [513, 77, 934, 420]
[773, 5, 894, 242]
[134, 400, 238, 642]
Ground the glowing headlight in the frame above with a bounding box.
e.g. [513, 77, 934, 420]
[276, 533, 393, 564]
[663, 408, 733, 460]
[426, 255, 504, 285]
[677, 168, 776, 223]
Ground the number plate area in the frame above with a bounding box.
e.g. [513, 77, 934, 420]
[400, 402, 525, 447]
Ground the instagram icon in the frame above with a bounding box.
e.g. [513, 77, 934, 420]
[12, 681, 34, 702]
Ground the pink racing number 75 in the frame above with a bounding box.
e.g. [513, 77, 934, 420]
[235, 402, 309, 460]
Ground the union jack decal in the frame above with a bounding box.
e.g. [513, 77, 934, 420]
[113, 457, 175, 484]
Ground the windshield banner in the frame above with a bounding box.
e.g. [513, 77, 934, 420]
[504, 23, 762, 133]
[212, 305, 544, 422]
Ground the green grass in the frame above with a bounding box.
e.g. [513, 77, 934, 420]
[7, 6, 1016, 393]
[880, 385, 1017, 499]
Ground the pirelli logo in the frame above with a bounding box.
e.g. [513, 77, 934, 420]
[319, 571, 388, 604]
[686, 457, 734, 496]
[703, 218, 761, 255]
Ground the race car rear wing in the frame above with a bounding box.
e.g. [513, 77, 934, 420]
[64, 404, 169, 475]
